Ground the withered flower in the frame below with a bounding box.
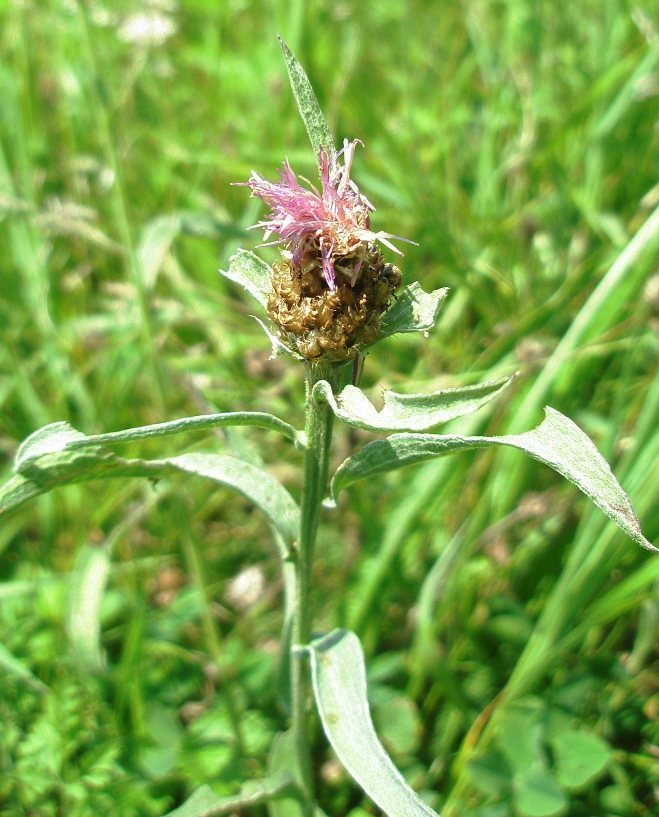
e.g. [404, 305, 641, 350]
[243, 139, 413, 361]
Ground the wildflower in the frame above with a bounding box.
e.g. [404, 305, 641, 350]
[243, 140, 413, 361]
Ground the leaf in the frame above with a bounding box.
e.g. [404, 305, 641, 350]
[330, 407, 656, 552]
[465, 748, 512, 797]
[15, 407, 301, 470]
[164, 772, 298, 817]
[549, 729, 611, 790]
[219, 249, 273, 311]
[278, 37, 335, 165]
[314, 374, 515, 432]
[2, 426, 300, 556]
[267, 731, 306, 817]
[138, 214, 181, 290]
[379, 283, 449, 339]
[309, 629, 439, 817]
[66, 542, 110, 671]
[512, 767, 568, 817]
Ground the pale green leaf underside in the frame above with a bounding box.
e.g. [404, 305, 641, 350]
[309, 630, 439, 817]
[3, 424, 300, 553]
[330, 408, 655, 552]
[278, 37, 335, 165]
[164, 772, 297, 817]
[315, 374, 515, 432]
[15, 410, 300, 471]
[380, 283, 449, 338]
[219, 249, 273, 311]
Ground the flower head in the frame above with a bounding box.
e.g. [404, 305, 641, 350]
[240, 139, 413, 361]
[246, 139, 409, 290]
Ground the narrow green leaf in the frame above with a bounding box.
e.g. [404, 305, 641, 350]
[330, 408, 655, 552]
[2, 427, 300, 555]
[219, 248, 273, 311]
[14, 408, 301, 473]
[314, 374, 515, 432]
[278, 37, 335, 164]
[379, 283, 449, 339]
[138, 213, 181, 290]
[309, 629, 439, 817]
[164, 772, 298, 817]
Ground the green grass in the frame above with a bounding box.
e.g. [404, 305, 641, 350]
[1, 1, 657, 815]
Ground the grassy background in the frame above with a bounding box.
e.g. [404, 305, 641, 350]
[1, 1, 658, 815]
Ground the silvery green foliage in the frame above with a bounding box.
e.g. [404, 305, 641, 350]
[314, 374, 516, 432]
[0, 35, 654, 817]
[219, 249, 272, 312]
[328, 407, 655, 553]
[2, 418, 300, 557]
[277, 36, 335, 166]
[163, 772, 298, 817]
[309, 630, 439, 817]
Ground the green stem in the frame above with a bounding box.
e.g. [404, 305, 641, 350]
[291, 361, 336, 809]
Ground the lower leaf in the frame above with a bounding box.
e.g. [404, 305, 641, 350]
[309, 629, 440, 817]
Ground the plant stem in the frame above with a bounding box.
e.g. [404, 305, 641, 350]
[291, 361, 336, 809]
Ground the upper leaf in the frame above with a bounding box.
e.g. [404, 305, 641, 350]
[219, 248, 273, 311]
[330, 408, 656, 552]
[278, 37, 335, 167]
[309, 629, 439, 817]
[379, 283, 449, 339]
[3, 422, 300, 556]
[314, 374, 515, 432]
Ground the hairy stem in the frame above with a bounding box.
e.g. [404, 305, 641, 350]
[291, 361, 336, 808]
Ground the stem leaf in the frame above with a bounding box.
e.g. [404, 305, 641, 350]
[315, 374, 515, 432]
[278, 37, 335, 165]
[164, 772, 299, 817]
[330, 408, 655, 552]
[379, 283, 449, 339]
[220, 248, 274, 311]
[309, 629, 439, 817]
[3, 425, 300, 554]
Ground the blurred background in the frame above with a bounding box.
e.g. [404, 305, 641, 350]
[0, 1, 657, 815]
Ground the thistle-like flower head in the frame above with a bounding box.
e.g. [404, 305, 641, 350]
[240, 139, 412, 361]
[246, 139, 409, 290]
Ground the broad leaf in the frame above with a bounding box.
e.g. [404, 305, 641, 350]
[164, 772, 298, 817]
[379, 283, 448, 339]
[309, 629, 439, 817]
[2, 426, 300, 556]
[278, 37, 335, 165]
[512, 767, 568, 817]
[314, 374, 515, 432]
[219, 248, 273, 311]
[549, 730, 611, 790]
[330, 408, 655, 552]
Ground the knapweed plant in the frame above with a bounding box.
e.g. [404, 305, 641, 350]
[1, 40, 655, 817]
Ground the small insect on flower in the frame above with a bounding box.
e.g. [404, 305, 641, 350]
[240, 140, 415, 361]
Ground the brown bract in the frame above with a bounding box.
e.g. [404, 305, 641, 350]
[267, 248, 401, 361]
